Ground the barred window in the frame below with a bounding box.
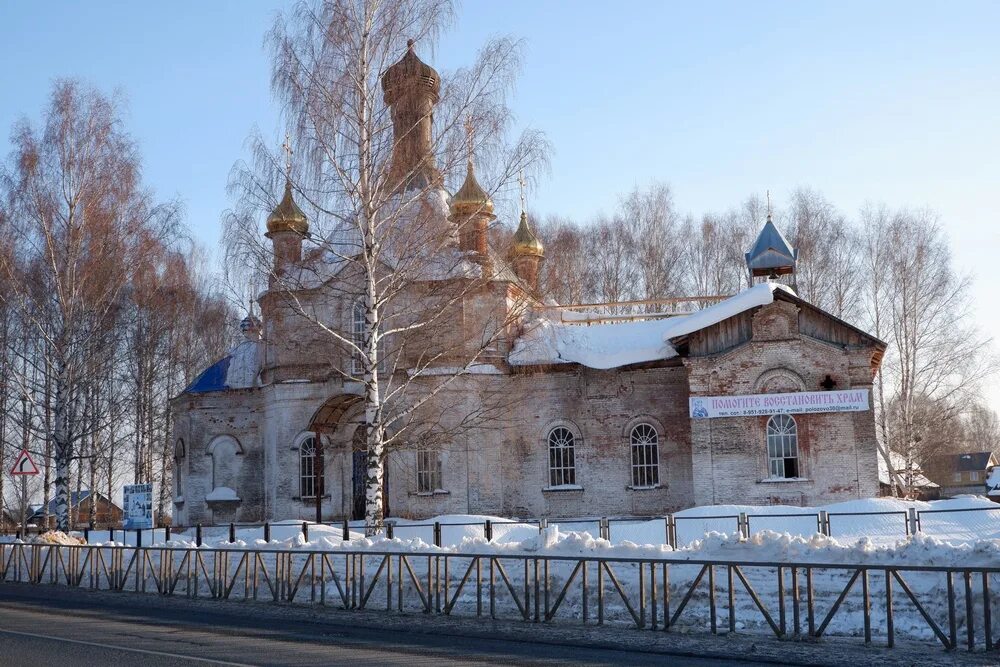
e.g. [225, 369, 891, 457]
[299, 436, 324, 498]
[766, 415, 799, 478]
[351, 300, 386, 376]
[630, 424, 660, 487]
[416, 450, 442, 493]
[548, 427, 576, 486]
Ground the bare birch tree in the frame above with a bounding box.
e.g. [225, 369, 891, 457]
[224, 0, 546, 532]
[0, 81, 180, 530]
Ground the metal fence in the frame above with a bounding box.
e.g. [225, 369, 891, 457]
[1, 541, 997, 653]
[6, 505, 998, 549]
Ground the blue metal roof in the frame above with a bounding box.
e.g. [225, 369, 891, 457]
[184, 355, 233, 393]
[745, 219, 797, 274]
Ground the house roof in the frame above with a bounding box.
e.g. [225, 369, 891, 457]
[27, 490, 119, 519]
[931, 451, 997, 472]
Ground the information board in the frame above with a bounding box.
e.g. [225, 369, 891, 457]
[123, 483, 154, 530]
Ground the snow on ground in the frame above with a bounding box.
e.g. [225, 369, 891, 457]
[4, 499, 1000, 646]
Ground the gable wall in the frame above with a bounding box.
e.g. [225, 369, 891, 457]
[685, 300, 880, 508]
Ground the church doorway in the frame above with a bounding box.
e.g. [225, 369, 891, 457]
[309, 395, 389, 522]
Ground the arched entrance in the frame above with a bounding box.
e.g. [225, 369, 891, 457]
[308, 394, 388, 522]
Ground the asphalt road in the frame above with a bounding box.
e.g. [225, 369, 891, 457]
[0, 583, 741, 666]
[1, 583, 994, 667]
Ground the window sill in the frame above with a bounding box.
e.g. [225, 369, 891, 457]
[627, 484, 661, 491]
[759, 477, 811, 484]
[542, 484, 583, 493]
[293, 495, 332, 501]
[412, 490, 450, 497]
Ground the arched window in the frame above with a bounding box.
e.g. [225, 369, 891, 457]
[767, 415, 799, 479]
[630, 424, 660, 487]
[548, 427, 576, 486]
[299, 436, 324, 498]
[351, 300, 386, 375]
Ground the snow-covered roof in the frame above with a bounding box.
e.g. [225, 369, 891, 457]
[987, 466, 1000, 496]
[877, 451, 939, 489]
[184, 340, 261, 393]
[509, 282, 791, 369]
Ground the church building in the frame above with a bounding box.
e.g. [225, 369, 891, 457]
[170, 45, 886, 525]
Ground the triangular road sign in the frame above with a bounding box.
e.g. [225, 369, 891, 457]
[10, 449, 39, 476]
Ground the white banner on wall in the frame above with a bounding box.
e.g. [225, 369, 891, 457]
[689, 389, 870, 419]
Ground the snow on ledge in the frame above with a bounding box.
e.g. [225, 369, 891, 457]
[206, 487, 240, 502]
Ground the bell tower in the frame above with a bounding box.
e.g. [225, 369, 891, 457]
[265, 137, 309, 286]
[510, 173, 544, 292]
[745, 193, 796, 285]
[382, 40, 442, 192]
[449, 118, 494, 262]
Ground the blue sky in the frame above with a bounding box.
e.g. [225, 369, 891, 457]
[3, 1, 1000, 397]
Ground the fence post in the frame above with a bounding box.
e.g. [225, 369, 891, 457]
[229, 523, 236, 543]
[196, 523, 202, 547]
[83, 526, 90, 544]
[484, 520, 492, 542]
[136, 529, 142, 549]
[907, 508, 918, 536]
[433, 521, 442, 547]
[539, 518, 547, 533]
[386, 522, 394, 540]
[302, 522, 309, 543]
[264, 522, 270, 543]
[664, 515, 674, 548]
[165, 525, 171, 542]
[342, 518, 349, 541]
[818, 511, 830, 536]
[738, 513, 749, 539]
[600, 517, 609, 541]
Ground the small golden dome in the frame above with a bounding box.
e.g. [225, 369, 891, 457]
[382, 40, 440, 104]
[450, 162, 495, 218]
[266, 179, 308, 236]
[512, 211, 543, 256]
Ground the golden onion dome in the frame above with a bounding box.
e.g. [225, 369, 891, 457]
[266, 179, 308, 236]
[382, 40, 440, 104]
[512, 211, 544, 257]
[450, 162, 495, 218]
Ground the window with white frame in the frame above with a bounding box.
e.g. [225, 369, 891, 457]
[416, 449, 442, 493]
[630, 424, 660, 487]
[548, 426, 577, 486]
[351, 300, 386, 375]
[970, 471, 981, 482]
[299, 436, 323, 498]
[766, 414, 799, 478]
